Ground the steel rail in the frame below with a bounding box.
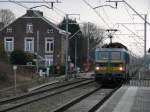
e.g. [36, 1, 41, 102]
[0, 80, 94, 112]
[89, 86, 121, 112]
[0, 79, 88, 105]
[53, 85, 121, 112]
[53, 86, 101, 112]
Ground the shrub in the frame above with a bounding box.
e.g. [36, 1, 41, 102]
[25, 53, 36, 65]
[49, 65, 65, 75]
[0, 72, 8, 81]
[0, 43, 9, 62]
[49, 65, 55, 74]
[10, 50, 34, 65]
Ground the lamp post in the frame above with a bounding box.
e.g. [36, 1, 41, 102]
[13, 65, 17, 93]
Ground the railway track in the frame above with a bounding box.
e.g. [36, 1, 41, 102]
[53, 86, 120, 112]
[0, 79, 94, 112]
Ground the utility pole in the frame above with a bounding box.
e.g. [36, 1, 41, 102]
[87, 22, 90, 70]
[107, 0, 150, 73]
[144, 15, 147, 72]
[65, 14, 69, 80]
[75, 36, 77, 76]
[69, 29, 81, 77]
[65, 14, 80, 80]
[36, 31, 39, 74]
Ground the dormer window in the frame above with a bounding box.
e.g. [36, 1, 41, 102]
[47, 28, 53, 34]
[7, 28, 12, 33]
[26, 23, 33, 33]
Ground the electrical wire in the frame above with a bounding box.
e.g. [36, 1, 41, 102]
[82, 0, 111, 28]
[121, 24, 144, 41]
[54, 6, 66, 15]
[8, 0, 62, 31]
[123, 3, 138, 34]
[102, 7, 114, 27]
[115, 29, 144, 54]
[147, 0, 150, 16]
[116, 36, 143, 56]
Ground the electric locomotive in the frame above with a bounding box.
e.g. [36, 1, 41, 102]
[94, 43, 130, 82]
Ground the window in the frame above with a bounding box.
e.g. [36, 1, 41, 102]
[6, 28, 12, 33]
[45, 38, 54, 53]
[110, 52, 120, 60]
[47, 28, 54, 34]
[4, 37, 14, 52]
[45, 55, 53, 66]
[26, 23, 33, 33]
[99, 52, 109, 60]
[24, 37, 34, 53]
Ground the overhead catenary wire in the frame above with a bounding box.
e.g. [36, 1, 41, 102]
[53, 6, 66, 15]
[42, 0, 64, 16]
[121, 24, 144, 41]
[8, 0, 63, 31]
[147, 0, 150, 16]
[42, 0, 66, 16]
[82, 0, 111, 29]
[113, 28, 144, 56]
[123, 3, 138, 34]
[41, 0, 64, 21]
[116, 36, 143, 56]
[102, 7, 114, 27]
[8, 0, 63, 24]
[117, 29, 144, 49]
[97, 0, 115, 27]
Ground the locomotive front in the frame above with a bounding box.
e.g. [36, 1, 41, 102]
[94, 48, 129, 82]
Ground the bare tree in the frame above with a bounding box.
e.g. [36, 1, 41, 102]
[79, 22, 106, 69]
[81, 22, 106, 52]
[0, 9, 15, 27]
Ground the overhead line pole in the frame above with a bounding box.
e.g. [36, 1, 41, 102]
[87, 22, 89, 70]
[65, 14, 69, 80]
[107, 0, 149, 73]
[106, 0, 150, 25]
[144, 15, 147, 72]
[64, 14, 80, 80]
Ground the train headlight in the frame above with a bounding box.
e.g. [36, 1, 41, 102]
[119, 67, 123, 71]
[95, 66, 100, 71]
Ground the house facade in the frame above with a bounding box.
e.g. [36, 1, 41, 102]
[0, 10, 67, 67]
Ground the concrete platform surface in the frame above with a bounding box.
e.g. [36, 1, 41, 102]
[96, 85, 150, 112]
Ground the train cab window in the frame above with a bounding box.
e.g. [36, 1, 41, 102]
[99, 52, 109, 60]
[110, 52, 120, 60]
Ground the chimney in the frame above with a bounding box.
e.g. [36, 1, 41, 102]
[26, 10, 43, 17]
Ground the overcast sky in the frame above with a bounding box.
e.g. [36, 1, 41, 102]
[0, 0, 150, 57]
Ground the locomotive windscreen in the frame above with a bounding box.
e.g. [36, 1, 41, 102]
[110, 52, 120, 60]
[98, 52, 109, 60]
[96, 51, 121, 60]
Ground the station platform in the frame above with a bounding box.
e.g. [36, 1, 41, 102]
[96, 80, 150, 112]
